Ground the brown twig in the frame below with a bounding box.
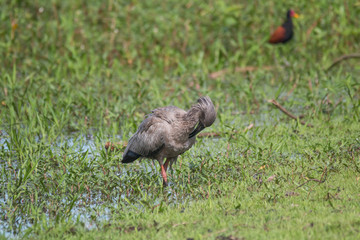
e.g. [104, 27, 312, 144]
[326, 53, 360, 71]
[268, 99, 313, 127]
[296, 166, 327, 189]
[209, 66, 273, 79]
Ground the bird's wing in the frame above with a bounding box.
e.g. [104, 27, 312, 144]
[122, 116, 166, 161]
[269, 26, 286, 43]
[152, 106, 186, 123]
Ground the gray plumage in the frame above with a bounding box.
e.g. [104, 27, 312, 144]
[122, 96, 216, 184]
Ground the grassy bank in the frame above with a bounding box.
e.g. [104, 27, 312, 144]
[1, 0, 360, 239]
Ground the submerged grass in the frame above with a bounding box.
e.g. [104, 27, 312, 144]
[1, 0, 360, 239]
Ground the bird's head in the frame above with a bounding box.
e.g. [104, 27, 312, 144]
[197, 96, 216, 127]
[288, 9, 299, 19]
[188, 96, 216, 138]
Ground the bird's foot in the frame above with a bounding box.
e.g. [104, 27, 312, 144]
[162, 179, 168, 187]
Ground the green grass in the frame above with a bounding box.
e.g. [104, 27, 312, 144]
[44, 170, 360, 240]
[1, 0, 360, 239]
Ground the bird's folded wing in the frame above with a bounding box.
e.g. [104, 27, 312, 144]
[269, 26, 286, 43]
[124, 117, 166, 157]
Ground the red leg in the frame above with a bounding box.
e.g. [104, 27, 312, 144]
[164, 159, 170, 172]
[160, 164, 168, 186]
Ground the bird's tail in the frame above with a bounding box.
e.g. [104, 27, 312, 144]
[122, 150, 141, 163]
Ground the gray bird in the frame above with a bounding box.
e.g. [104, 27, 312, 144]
[122, 96, 216, 185]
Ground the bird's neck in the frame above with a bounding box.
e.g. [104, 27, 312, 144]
[282, 17, 293, 28]
[185, 106, 202, 125]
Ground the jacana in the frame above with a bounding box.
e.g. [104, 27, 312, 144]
[269, 9, 299, 44]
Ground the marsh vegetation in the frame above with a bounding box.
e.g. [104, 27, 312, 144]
[1, 0, 360, 239]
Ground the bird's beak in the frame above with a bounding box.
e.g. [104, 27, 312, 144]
[293, 13, 299, 18]
[189, 122, 205, 138]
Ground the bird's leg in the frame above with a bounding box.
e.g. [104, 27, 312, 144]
[164, 159, 170, 172]
[159, 157, 179, 186]
[161, 165, 168, 186]
[158, 159, 168, 186]
[162, 159, 172, 186]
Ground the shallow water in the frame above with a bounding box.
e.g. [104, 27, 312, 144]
[0, 109, 316, 238]
[0, 133, 217, 237]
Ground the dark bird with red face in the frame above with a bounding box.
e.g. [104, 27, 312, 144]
[269, 9, 299, 44]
